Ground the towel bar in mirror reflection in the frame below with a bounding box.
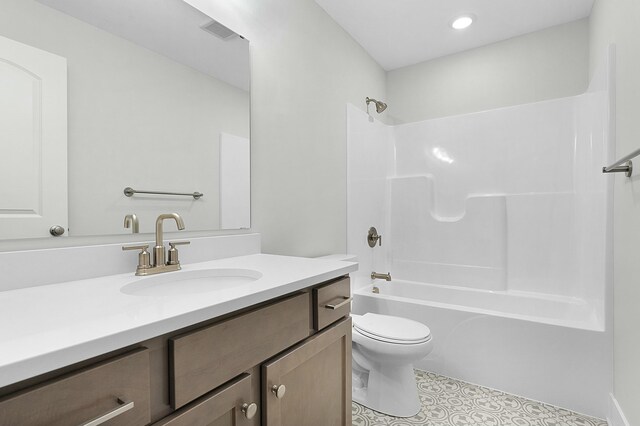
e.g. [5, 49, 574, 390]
[124, 188, 204, 200]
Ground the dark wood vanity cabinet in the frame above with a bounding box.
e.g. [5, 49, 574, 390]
[169, 293, 311, 410]
[153, 374, 255, 426]
[0, 275, 352, 426]
[313, 276, 351, 330]
[0, 348, 151, 426]
[262, 318, 351, 426]
[260, 275, 352, 426]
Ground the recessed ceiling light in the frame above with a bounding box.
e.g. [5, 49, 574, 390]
[451, 15, 474, 30]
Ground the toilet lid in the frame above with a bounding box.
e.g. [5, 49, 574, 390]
[353, 313, 431, 344]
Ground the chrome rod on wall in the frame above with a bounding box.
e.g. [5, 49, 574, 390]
[602, 147, 640, 177]
[124, 187, 204, 200]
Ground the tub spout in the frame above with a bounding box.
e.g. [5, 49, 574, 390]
[371, 271, 392, 281]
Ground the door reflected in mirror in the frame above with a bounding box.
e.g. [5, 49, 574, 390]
[0, 0, 250, 239]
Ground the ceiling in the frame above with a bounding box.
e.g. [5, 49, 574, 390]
[37, 0, 250, 91]
[314, 0, 595, 71]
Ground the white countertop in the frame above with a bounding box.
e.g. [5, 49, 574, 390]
[0, 253, 357, 387]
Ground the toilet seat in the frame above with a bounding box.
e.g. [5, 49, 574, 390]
[353, 313, 431, 345]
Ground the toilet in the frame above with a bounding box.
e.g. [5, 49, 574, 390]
[315, 255, 433, 417]
[351, 313, 433, 417]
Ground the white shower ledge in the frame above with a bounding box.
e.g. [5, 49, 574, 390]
[0, 253, 357, 388]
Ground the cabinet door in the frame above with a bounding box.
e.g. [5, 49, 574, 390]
[153, 374, 257, 426]
[262, 318, 351, 426]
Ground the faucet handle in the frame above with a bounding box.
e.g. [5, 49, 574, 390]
[167, 241, 190, 266]
[122, 244, 152, 274]
[168, 241, 190, 248]
[122, 244, 149, 251]
[367, 227, 382, 247]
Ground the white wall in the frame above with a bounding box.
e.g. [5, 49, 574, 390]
[0, 0, 249, 237]
[185, 0, 387, 257]
[387, 19, 590, 123]
[590, 1, 640, 424]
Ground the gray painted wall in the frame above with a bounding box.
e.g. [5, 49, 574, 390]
[186, 0, 388, 257]
[387, 19, 589, 123]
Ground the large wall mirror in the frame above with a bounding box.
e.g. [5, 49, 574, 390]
[0, 0, 250, 240]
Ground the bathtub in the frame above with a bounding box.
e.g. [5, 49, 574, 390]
[352, 277, 610, 418]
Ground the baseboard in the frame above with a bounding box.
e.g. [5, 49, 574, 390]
[608, 393, 630, 426]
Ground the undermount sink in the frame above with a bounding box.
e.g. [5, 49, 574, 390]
[121, 268, 262, 297]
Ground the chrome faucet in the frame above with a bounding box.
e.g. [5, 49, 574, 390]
[123, 213, 190, 276]
[371, 271, 392, 281]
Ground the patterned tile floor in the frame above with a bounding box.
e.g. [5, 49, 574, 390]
[352, 370, 607, 426]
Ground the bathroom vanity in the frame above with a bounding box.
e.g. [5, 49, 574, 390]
[0, 245, 355, 426]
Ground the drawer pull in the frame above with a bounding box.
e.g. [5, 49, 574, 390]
[241, 402, 258, 419]
[79, 398, 134, 426]
[271, 384, 286, 399]
[325, 296, 352, 310]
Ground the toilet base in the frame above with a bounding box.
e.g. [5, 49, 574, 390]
[352, 362, 421, 418]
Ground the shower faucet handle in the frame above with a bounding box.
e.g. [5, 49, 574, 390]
[367, 227, 382, 247]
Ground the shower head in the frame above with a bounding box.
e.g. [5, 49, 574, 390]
[366, 97, 387, 114]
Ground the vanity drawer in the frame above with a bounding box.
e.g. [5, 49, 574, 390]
[313, 276, 351, 330]
[0, 348, 150, 426]
[170, 293, 310, 409]
[154, 374, 255, 426]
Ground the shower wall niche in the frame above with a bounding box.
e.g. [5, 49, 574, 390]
[347, 69, 610, 315]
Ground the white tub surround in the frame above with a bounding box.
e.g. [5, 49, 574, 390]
[347, 88, 609, 304]
[0, 236, 357, 388]
[353, 280, 608, 417]
[361, 279, 601, 331]
[347, 51, 614, 418]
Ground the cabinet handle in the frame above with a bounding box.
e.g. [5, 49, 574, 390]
[78, 398, 134, 426]
[324, 296, 352, 310]
[241, 402, 258, 419]
[271, 384, 286, 399]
